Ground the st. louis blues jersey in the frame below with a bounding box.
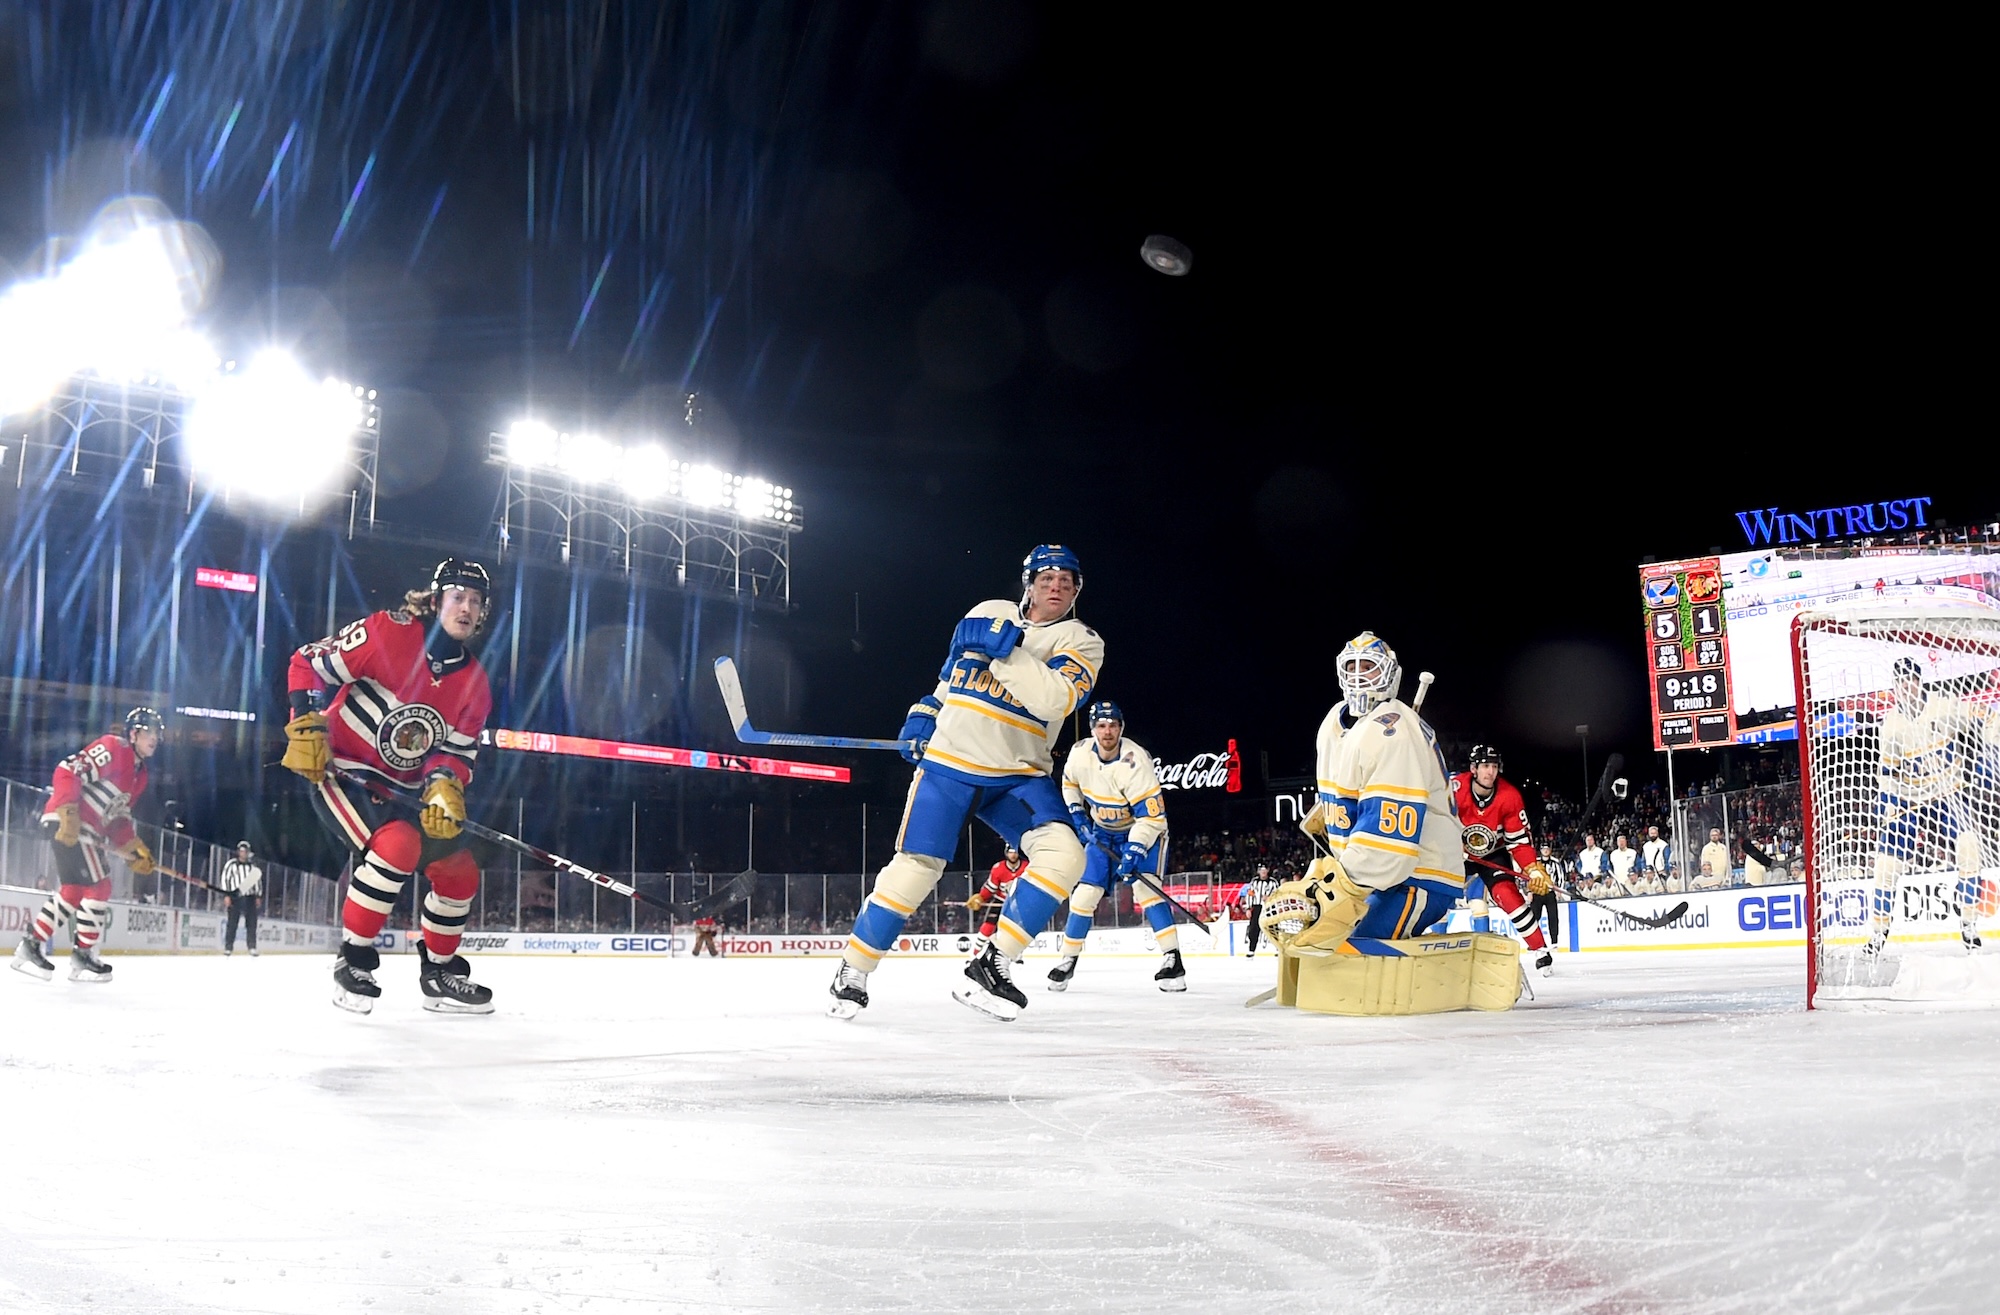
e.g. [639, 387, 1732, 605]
[915, 600, 1101, 783]
[1314, 698, 1464, 893]
[1878, 692, 1995, 806]
[1062, 736, 1166, 848]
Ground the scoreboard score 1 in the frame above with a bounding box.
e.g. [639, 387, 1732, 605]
[1641, 557, 1737, 749]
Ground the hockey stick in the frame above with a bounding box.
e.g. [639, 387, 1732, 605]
[1079, 836, 1215, 938]
[328, 767, 704, 911]
[713, 657, 916, 753]
[1466, 853, 1689, 929]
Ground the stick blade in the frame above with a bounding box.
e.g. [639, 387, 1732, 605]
[712, 657, 766, 744]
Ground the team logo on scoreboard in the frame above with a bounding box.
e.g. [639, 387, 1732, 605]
[1643, 576, 1679, 608]
[1685, 569, 1721, 603]
[377, 704, 450, 771]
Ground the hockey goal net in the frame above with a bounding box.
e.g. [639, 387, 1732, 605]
[1794, 603, 2000, 1008]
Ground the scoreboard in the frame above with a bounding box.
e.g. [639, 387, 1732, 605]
[1641, 556, 1737, 749]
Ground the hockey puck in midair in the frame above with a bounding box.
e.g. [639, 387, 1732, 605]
[1139, 234, 1192, 276]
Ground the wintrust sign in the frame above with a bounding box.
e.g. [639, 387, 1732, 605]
[1734, 497, 1932, 546]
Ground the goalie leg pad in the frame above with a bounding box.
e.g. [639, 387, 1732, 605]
[845, 852, 946, 971]
[1291, 933, 1522, 1016]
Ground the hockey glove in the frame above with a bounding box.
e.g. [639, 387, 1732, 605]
[965, 890, 988, 915]
[47, 803, 81, 847]
[950, 615, 1024, 659]
[1068, 805, 1092, 839]
[120, 837, 156, 877]
[897, 703, 938, 766]
[1523, 861, 1554, 897]
[1115, 840, 1148, 879]
[420, 772, 467, 841]
[282, 710, 330, 783]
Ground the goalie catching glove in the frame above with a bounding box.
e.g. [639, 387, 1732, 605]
[420, 773, 467, 840]
[282, 710, 330, 783]
[1259, 857, 1372, 950]
[1523, 861, 1554, 896]
[119, 837, 155, 877]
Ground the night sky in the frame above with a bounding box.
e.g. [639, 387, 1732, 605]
[0, 5, 1982, 798]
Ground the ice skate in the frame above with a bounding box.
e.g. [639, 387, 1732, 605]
[1154, 948, 1187, 992]
[953, 945, 1026, 1021]
[1964, 920, 1984, 953]
[1861, 926, 1891, 958]
[1533, 949, 1554, 978]
[827, 963, 870, 1020]
[68, 946, 112, 983]
[12, 937, 54, 982]
[419, 944, 494, 1015]
[1046, 954, 1078, 993]
[332, 942, 383, 1014]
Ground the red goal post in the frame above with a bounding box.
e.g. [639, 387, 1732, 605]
[1791, 601, 2000, 1009]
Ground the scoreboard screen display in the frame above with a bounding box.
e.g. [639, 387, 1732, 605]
[1641, 546, 2000, 744]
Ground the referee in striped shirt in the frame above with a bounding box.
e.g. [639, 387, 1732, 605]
[1242, 865, 1280, 957]
[219, 842, 263, 957]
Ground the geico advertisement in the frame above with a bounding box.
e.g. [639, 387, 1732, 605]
[1573, 877, 1998, 950]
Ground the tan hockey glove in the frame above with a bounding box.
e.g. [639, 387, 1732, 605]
[120, 837, 156, 877]
[965, 890, 988, 915]
[282, 711, 330, 783]
[1523, 861, 1554, 896]
[1292, 864, 1372, 950]
[420, 773, 466, 840]
[49, 803, 81, 847]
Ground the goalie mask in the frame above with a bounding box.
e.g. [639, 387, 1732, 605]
[1336, 631, 1401, 717]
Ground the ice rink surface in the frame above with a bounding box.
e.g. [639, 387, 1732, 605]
[3, 945, 1997, 1315]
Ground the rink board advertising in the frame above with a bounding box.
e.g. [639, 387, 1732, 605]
[1641, 557, 1736, 749]
[1647, 542, 2000, 743]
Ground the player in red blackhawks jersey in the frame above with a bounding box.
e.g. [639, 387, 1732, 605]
[964, 845, 1028, 953]
[284, 558, 496, 1014]
[1450, 744, 1557, 977]
[12, 707, 164, 984]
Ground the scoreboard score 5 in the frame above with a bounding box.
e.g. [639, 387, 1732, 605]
[1641, 558, 1737, 748]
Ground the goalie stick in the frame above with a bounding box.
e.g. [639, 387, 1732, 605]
[713, 657, 915, 752]
[328, 767, 754, 919]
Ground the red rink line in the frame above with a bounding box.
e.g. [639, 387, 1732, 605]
[1154, 1054, 1658, 1315]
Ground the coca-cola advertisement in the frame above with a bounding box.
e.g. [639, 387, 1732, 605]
[1157, 739, 1243, 792]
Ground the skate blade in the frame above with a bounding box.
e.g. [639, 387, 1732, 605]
[422, 996, 495, 1015]
[1045, 979, 1069, 993]
[68, 970, 112, 984]
[11, 960, 52, 982]
[951, 984, 1021, 1021]
[1156, 978, 1188, 993]
[332, 988, 376, 1015]
[826, 998, 864, 1020]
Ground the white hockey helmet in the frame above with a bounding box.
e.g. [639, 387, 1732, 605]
[1336, 631, 1401, 717]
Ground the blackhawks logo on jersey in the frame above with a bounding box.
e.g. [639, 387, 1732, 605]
[377, 704, 450, 771]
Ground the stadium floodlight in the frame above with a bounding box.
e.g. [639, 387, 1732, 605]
[505, 419, 560, 469]
[0, 198, 222, 417]
[558, 431, 622, 485]
[621, 442, 676, 502]
[682, 463, 730, 509]
[182, 349, 362, 508]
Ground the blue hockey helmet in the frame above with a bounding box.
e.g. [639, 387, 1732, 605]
[1087, 699, 1125, 727]
[1021, 543, 1083, 591]
[124, 706, 165, 739]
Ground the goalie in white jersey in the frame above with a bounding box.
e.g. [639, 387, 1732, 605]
[830, 544, 1104, 1021]
[1046, 700, 1182, 993]
[1866, 656, 1999, 955]
[1262, 632, 1465, 952]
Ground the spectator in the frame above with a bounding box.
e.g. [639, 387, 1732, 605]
[218, 841, 263, 957]
[1608, 835, 1638, 886]
[1640, 825, 1668, 875]
[1576, 834, 1606, 882]
[1695, 827, 1731, 890]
